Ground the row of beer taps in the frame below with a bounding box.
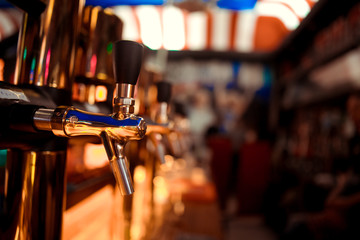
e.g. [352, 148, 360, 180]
[0, 1, 192, 238]
[21, 38, 190, 239]
[31, 39, 190, 198]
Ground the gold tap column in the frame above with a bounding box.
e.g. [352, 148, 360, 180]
[0, 0, 84, 240]
[14, 0, 85, 92]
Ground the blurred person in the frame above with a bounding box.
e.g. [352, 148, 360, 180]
[188, 88, 216, 156]
[205, 125, 233, 212]
[236, 125, 272, 214]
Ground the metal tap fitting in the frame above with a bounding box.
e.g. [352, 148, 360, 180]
[33, 40, 146, 195]
[113, 83, 136, 119]
[34, 106, 146, 195]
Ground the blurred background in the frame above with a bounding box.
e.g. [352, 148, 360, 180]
[2, 0, 360, 240]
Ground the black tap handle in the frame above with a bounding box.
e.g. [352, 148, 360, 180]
[113, 40, 144, 85]
[156, 81, 172, 103]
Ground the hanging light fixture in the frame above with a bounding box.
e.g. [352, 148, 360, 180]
[85, 0, 257, 10]
[85, 0, 165, 7]
[217, 0, 257, 10]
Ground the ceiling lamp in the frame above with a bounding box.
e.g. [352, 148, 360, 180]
[85, 0, 165, 7]
[85, 0, 258, 10]
[217, 0, 257, 10]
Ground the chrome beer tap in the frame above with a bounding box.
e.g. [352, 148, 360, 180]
[146, 81, 173, 164]
[146, 81, 189, 159]
[33, 40, 146, 195]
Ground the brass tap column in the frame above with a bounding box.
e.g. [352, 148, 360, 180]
[0, 1, 84, 239]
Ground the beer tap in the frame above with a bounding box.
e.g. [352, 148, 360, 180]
[146, 81, 173, 164]
[147, 81, 190, 159]
[32, 40, 146, 195]
[154, 81, 172, 125]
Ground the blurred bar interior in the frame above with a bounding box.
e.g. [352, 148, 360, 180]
[2, 0, 360, 240]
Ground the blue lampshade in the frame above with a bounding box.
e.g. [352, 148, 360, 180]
[217, 0, 257, 10]
[84, 0, 257, 9]
[85, 0, 165, 7]
[0, 0, 257, 9]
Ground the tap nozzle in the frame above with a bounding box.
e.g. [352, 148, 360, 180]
[101, 132, 134, 195]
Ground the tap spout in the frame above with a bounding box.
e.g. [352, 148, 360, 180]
[101, 132, 134, 195]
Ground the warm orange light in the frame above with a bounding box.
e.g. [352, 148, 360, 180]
[0, 59, 4, 81]
[88, 85, 96, 105]
[131, 166, 147, 240]
[153, 176, 169, 204]
[153, 176, 165, 187]
[191, 167, 207, 185]
[165, 154, 174, 162]
[173, 201, 185, 216]
[154, 186, 169, 204]
[95, 85, 107, 102]
[174, 158, 187, 171]
[134, 165, 146, 183]
[83, 143, 108, 169]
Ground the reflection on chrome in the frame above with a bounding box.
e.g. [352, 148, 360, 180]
[33, 106, 147, 195]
